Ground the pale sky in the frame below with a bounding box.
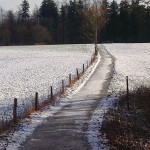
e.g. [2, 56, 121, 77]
[0, 0, 121, 12]
[0, 0, 43, 11]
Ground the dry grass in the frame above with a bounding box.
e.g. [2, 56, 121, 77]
[101, 86, 150, 150]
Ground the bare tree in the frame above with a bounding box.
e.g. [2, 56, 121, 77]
[32, 26, 51, 43]
[81, 0, 107, 54]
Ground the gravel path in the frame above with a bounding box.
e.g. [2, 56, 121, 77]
[19, 45, 114, 150]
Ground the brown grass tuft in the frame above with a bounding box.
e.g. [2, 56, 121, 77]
[101, 86, 150, 150]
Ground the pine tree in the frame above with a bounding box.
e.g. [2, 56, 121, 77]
[59, 5, 68, 43]
[119, 0, 130, 42]
[67, 0, 83, 43]
[130, 0, 140, 41]
[145, 5, 150, 41]
[100, 0, 109, 42]
[130, 0, 147, 42]
[40, 0, 58, 20]
[106, 0, 119, 42]
[20, 0, 30, 21]
[32, 5, 40, 25]
[40, 0, 58, 43]
[6, 11, 16, 44]
[40, 0, 47, 17]
[101, 0, 109, 10]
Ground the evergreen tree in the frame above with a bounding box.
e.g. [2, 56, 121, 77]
[6, 11, 16, 44]
[130, 0, 140, 41]
[137, 4, 146, 42]
[0, 0, 150, 45]
[130, 0, 146, 42]
[100, 0, 109, 42]
[101, 0, 109, 11]
[40, 0, 58, 43]
[59, 5, 68, 43]
[145, 5, 150, 41]
[67, 0, 78, 43]
[119, 0, 131, 42]
[20, 0, 30, 21]
[66, 0, 84, 43]
[107, 0, 119, 42]
[32, 5, 40, 25]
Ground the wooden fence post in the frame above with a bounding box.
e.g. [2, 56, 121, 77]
[69, 74, 72, 86]
[76, 68, 79, 80]
[35, 92, 39, 111]
[126, 76, 129, 111]
[87, 60, 89, 69]
[51, 86, 53, 100]
[83, 64, 85, 74]
[93, 55, 95, 61]
[91, 57, 93, 64]
[13, 98, 17, 124]
[62, 79, 65, 93]
[95, 46, 98, 56]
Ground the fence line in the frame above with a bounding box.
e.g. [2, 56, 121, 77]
[0, 52, 98, 134]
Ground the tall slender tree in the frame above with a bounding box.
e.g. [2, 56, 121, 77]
[80, 0, 107, 44]
[20, 0, 30, 21]
[40, 0, 58, 43]
[119, 0, 130, 41]
[108, 0, 119, 41]
[59, 5, 68, 43]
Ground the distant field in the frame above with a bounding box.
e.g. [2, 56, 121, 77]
[0, 44, 94, 107]
[104, 43, 150, 94]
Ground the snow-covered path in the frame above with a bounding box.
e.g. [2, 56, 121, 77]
[19, 45, 114, 150]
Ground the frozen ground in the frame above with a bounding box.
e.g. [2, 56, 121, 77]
[0, 44, 94, 107]
[2, 43, 150, 150]
[104, 43, 150, 94]
[88, 43, 150, 150]
[0, 48, 100, 150]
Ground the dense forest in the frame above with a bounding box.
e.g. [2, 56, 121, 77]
[0, 0, 150, 45]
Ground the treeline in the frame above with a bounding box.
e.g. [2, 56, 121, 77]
[0, 0, 88, 45]
[0, 0, 150, 45]
[102, 0, 150, 42]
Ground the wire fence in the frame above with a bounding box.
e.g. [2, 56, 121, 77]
[0, 51, 98, 135]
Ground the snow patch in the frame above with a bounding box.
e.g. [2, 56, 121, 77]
[104, 43, 150, 93]
[87, 97, 115, 150]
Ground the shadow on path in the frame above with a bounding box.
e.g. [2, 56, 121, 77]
[20, 45, 115, 150]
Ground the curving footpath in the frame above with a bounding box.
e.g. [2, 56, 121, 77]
[19, 45, 115, 150]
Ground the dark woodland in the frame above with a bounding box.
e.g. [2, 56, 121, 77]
[0, 0, 150, 45]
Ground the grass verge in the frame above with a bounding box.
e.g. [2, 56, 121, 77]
[101, 86, 150, 150]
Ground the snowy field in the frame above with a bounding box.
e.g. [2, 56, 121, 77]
[91, 43, 150, 149]
[2, 43, 150, 150]
[0, 44, 94, 108]
[1, 48, 100, 150]
[104, 43, 150, 94]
